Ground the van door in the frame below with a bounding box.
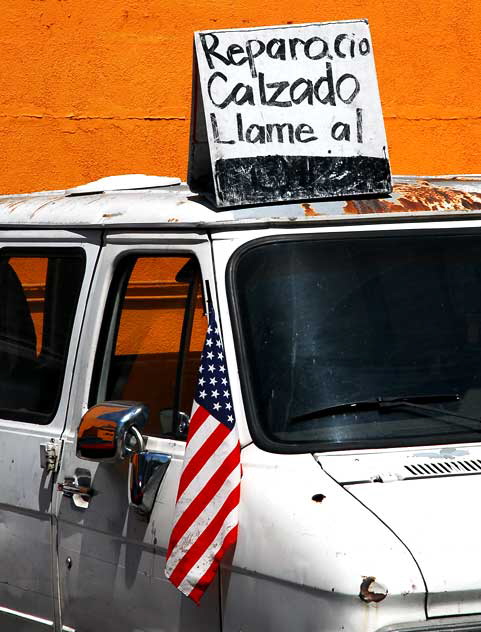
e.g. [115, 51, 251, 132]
[0, 230, 100, 631]
[54, 231, 221, 632]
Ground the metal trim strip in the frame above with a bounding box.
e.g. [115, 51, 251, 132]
[0, 605, 53, 626]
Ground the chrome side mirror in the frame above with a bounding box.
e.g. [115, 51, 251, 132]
[76, 401, 148, 462]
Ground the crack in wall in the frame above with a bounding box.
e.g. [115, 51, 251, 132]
[385, 115, 481, 122]
[0, 113, 478, 123]
[0, 114, 186, 121]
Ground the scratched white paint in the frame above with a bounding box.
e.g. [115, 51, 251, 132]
[0, 175, 479, 227]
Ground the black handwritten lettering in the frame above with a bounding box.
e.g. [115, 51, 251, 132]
[236, 113, 244, 141]
[334, 34, 348, 58]
[331, 121, 351, 141]
[289, 37, 306, 60]
[236, 114, 313, 144]
[336, 74, 360, 104]
[207, 72, 228, 107]
[226, 43, 248, 66]
[314, 63, 336, 105]
[245, 39, 265, 78]
[208, 72, 254, 109]
[266, 38, 286, 60]
[266, 123, 295, 143]
[200, 31, 371, 72]
[245, 123, 265, 143]
[356, 108, 363, 142]
[258, 73, 292, 107]
[200, 33, 230, 69]
[295, 123, 317, 143]
[359, 38, 371, 55]
[290, 78, 314, 105]
[209, 67, 361, 109]
[304, 37, 330, 60]
[210, 113, 235, 144]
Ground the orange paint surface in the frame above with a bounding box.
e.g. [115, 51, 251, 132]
[9, 257, 47, 354]
[115, 256, 205, 356]
[0, 1, 479, 194]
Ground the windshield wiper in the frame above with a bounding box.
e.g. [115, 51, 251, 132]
[288, 393, 481, 425]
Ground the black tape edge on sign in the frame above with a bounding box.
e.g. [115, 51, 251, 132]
[214, 155, 392, 207]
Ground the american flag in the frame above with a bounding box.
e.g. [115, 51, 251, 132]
[165, 304, 241, 603]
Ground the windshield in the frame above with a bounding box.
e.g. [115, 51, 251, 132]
[231, 232, 481, 452]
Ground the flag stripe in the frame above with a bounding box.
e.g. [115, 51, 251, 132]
[181, 414, 219, 466]
[166, 465, 241, 572]
[187, 525, 239, 604]
[178, 508, 238, 595]
[168, 483, 241, 588]
[167, 445, 240, 556]
[176, 421, 231, 500]
[186, 403, 209, 441]
[176, 427, 238, 507]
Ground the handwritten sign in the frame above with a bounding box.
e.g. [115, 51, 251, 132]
[189, 20, 391, 207]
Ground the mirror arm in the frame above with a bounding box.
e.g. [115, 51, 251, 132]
[123, 425, 145, 457]
[129, 451, 171, 516]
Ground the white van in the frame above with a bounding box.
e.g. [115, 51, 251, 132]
[1, 173, 481, 632]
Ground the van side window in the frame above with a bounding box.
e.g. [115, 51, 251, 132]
[0, 250, 85, 424]
[90, 255, 207, 439]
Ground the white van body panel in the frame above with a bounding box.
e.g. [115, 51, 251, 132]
[221, 444, 426, 632]
[0, 230, 101, 630]
[54, 231, 221, 632]
[318, 444, 481, 617]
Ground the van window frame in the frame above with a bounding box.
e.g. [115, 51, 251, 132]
[227, 228, 481, 454]
[0, 246, 86, 425]
[89, 251, 206, 439]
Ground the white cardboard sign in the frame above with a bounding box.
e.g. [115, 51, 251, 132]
[189, 20, 392, 207]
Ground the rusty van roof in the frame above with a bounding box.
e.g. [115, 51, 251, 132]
[0, 175, 481, 229]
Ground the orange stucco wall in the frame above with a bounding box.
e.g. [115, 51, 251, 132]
[0, 1, 479, 195]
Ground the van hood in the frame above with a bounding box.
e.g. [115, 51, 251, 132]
[316, 445, 481, 618]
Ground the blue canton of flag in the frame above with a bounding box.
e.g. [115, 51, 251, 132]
[196, 315, 235, 430]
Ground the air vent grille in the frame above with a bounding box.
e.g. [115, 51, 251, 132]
[404, 459, 481, 478]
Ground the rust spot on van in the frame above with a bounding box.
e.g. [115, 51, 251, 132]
[344, 183, 481, 214]
[302, 202, 321, 217]
[359, 577, 388, 603]
[312, 493, 326, 503]
[102, 212, 123, 218]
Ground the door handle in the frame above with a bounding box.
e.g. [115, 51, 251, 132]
[129, 451, 171, 516]
[58, 471, 93, 509]
[58, 480, 92, 498]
